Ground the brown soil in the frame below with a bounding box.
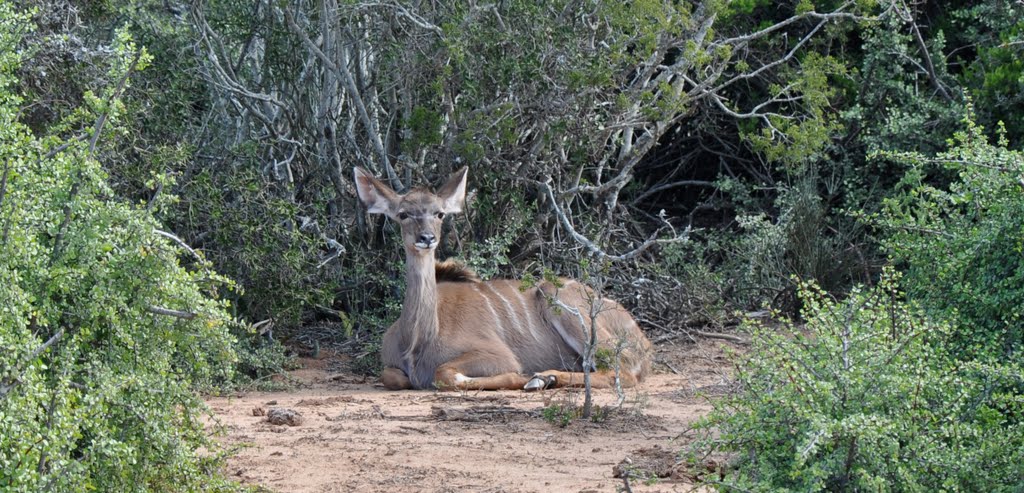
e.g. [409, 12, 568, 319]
[204, 337, 738, 493]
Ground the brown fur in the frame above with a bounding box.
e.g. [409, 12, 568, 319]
[435, 260, 479, 283]
[354, 166, 653, 391]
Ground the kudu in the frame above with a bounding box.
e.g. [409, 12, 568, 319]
[354, 166, 652, 391]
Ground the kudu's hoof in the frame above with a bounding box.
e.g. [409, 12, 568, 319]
[523, 374, 557, 391]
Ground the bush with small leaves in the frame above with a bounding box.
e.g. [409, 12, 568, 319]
[0, 8, 240, 492]
[690, 270, 1024, 491]
[871, 106, 1024, 361]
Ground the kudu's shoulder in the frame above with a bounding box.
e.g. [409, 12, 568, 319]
[435, 260, 480, 283]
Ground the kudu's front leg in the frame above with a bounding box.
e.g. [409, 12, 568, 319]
[433, 351, 530, 391]
[525, 369, 642, 390]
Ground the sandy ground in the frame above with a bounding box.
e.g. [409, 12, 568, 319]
[204, 336, 738, 493]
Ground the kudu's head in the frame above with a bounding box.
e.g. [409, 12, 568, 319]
[354, 167, 468, 257]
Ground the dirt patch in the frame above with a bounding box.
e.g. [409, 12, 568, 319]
[204, 338, 737, 492]
[613, 445, 679, 480]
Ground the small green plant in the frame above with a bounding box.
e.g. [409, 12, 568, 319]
[350, 338, 384, 377]
[542, 403, 578, 428]
[588, 403, 611, 423]
[594, 347, 615, 371]
[463, 188, 534, 280]
[224, 334, 297, 391]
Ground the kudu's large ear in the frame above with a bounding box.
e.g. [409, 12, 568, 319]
[353, 167, 400, 218]
[437, 166, 468, 214]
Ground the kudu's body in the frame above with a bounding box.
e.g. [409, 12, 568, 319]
[355, 167, 652, 391]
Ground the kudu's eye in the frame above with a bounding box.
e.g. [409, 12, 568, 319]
[398, 212, 410, 220]
[435, 212, 446, 220]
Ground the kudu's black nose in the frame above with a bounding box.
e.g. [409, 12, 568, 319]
[418, 233, 436, 245]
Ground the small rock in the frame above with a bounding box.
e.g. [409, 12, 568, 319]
[266, 407, 304, 426]
[252, 406, 266, 417]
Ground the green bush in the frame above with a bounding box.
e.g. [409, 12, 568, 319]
[707, 168, 871, 313]
[872, 106, 1024, 360]
[0, 9, 239, 492]
[691, 271, 1024, 491]
[173, 163, 336, 327]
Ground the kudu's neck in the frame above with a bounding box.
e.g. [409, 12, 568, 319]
[397, 250, 439, 342]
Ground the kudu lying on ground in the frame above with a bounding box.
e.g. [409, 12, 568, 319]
[354, 166, 652, 391]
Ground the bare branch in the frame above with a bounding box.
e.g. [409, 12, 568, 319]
[565, 4, 719, 206]
[712, 4, 864, 47]
[283, 6, 399, 189]
[154, 229, 202, 260]
[536, 178, 689, 262]
[146, 306, 198, 320]
[42, 133, 89, 161]
[903, 1, 954, 102]
[26, 329, 66, 366]
[354, 1, 444, 35]
[0, 159, 10, 243]
[699, 18, 830, 100]
[629, 179, 718, 205]
[192, 5, 282, 108]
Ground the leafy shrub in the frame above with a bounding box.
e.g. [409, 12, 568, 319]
[712, 169, 871, 312]
[226, 333, 296, 391]
[0, 10, 239, 492]
[172, 163, 337, 328]
[691, 270, 1024, 492]
[872, 106, 1024, 361]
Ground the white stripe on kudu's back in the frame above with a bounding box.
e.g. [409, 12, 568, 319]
[483, 283, 528, 341]
[472, 283, 504, 334]
[514, 287, 543, 344]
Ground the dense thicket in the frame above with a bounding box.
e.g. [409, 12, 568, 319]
[3, 0, 1023, 490]
[13, 0, 1019, 337]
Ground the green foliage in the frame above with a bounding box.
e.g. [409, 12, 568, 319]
[227, 335, 296, 391]
[710, 168, 868, 311]
[745, 54, 847, 167]
[403, 106, 444, 153]
[175, 164, 335, 327]
[463, 186, 534, 280]
[844, 12, 962, 157]
[0, 9, 239, 492]
[692, 271, 1024, 491]
[541, 403, 576, 428]
[947, 3, 1024, 144]
[541, 401, 609, 428]
[727, 211, 789, 305]
[344, 255, 405, 377]
[871, 107, 1024, 360]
